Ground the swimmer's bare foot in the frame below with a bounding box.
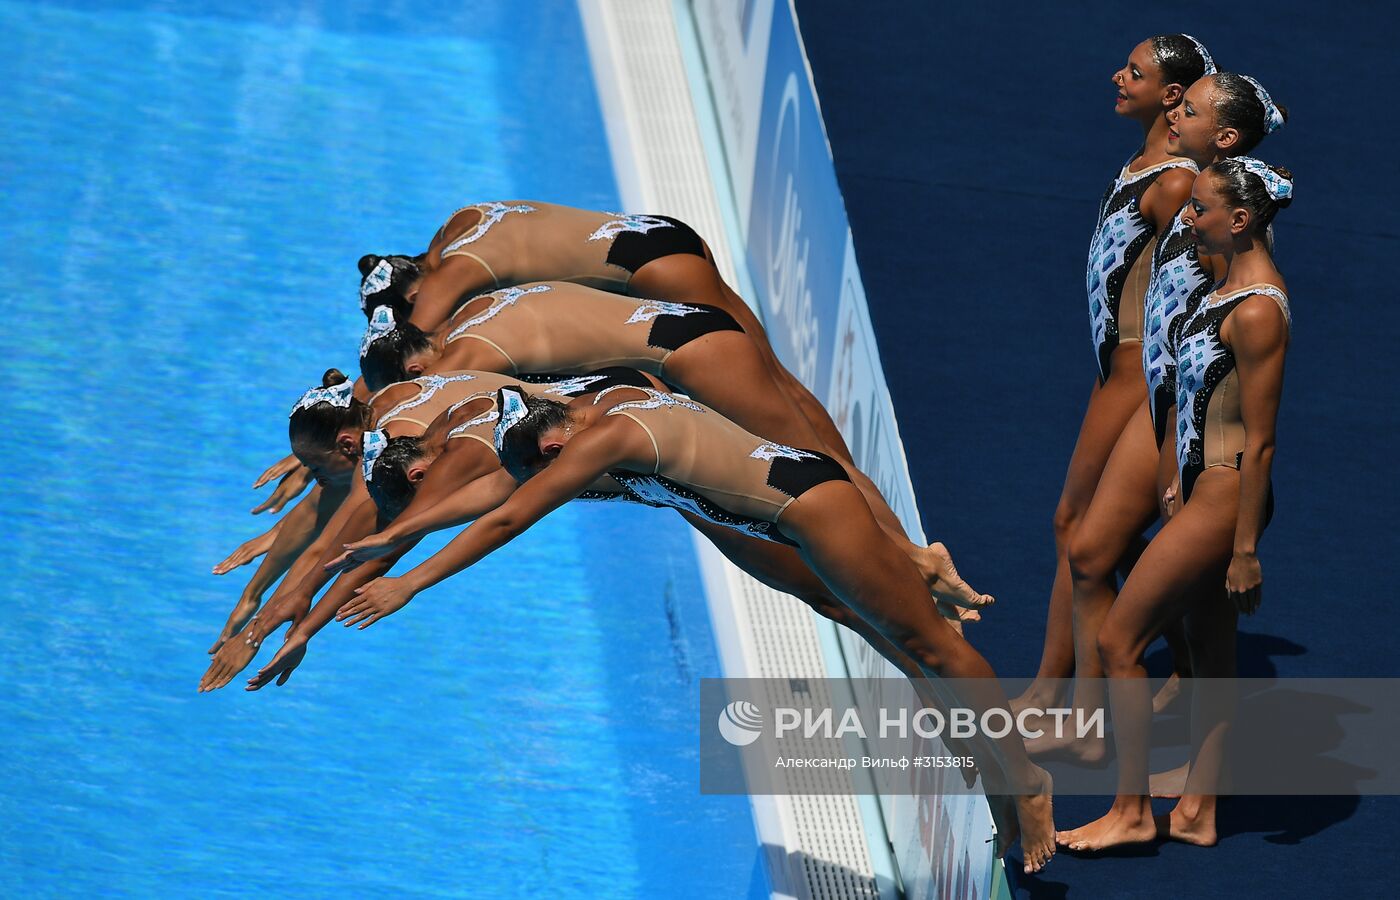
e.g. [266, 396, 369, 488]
[1015, 767, 1056, 874]
[1024, 728, 1110, 766]
[1154, 800, 1217, 847]
[1056, 800, 1157, 852]
[916, 542, 994, 611]
[1153, 672, 1186, 715]
[986, 793, 1019, 858]
[1150, 762, 1190, 798]
[1010, 681, 1068, 720]
[934, 599, 980, 636]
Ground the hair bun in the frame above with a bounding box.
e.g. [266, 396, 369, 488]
[358, 254, 383, 277]
[1272, 164, 1294, 207]
[322, 368, 349, 388]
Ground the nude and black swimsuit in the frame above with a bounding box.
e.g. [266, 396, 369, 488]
[443, 281, 741, 376]
[440, 367, 657, 505]
[372, 371, 487, 431]
[1087, 155, 1199, 381]
[436, 201, 707, 291]
[591, 386, 850, 545]
[372, 368, 635, 432]
[443, 368, 651, 450]
[1174, 284, 1291, 506]
[1143, 203, 1215, 446]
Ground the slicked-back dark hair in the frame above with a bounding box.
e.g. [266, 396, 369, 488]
[496, 391, 573, 483]
[289, 369, 373, 451]
[1207, 159, 1294, 232]
[358, 253, 421, 320]
[1150, 34, 1211, 88]
[365, 435, 427, 521]
[1210, 73, 1289, 155]
[360, 322, 435, 391]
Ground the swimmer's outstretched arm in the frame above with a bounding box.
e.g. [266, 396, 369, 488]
[1224, 297, 1289, 615]
[209, 488, 321, 654]
[252, 453, 300, 491]
[329, 468, 518, 573]
[339, 421, 650, 628]
[324, 437, 505, 572]
[244, 540, 421, 691]
[251, 462, 312, 516]
[212, 521, 281, 576]
[200, 480, 356, 691]
[244, 483, 379, 642]
[407, 256, 494, 333]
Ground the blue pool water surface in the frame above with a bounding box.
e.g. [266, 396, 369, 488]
[0, 2, 758, 896]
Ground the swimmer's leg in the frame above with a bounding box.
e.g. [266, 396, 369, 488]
[636, 250, 959, 591]
[1029, 402, 1157, 762]
[777, 481, 1055, 874]
[668, 333, 991, 610]
[683, 515, 992, 795]
[632, 249, 858, 464]
[1016, 346, 1146, 716]
[1157, 577, 1237, 846]
[1057, 468, 1237, 852]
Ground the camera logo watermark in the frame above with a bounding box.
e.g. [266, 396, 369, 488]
[717, 700, 764, 746]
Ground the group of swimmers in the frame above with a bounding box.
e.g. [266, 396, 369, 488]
[1018, 34, 1292, 853]
[199, 31, 1293, 874]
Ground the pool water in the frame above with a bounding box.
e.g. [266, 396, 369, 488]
[0, 2, 758, 896]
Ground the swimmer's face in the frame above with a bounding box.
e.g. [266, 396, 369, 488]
[292, 436, 356, 488]
[1168, 79, 1226, 163]
[1112, 41, 1167, 119]
[1184, 172, 1243, 255]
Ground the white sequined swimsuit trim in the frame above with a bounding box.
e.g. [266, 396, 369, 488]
[588, 213, 674, 242]
[446, 284, 552, 343]
[441, 202, 537, 255]
[375, 373, 478, 427]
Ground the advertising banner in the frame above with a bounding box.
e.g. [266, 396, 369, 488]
[691, 1, 997, 895]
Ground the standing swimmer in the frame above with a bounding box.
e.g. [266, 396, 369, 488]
[1015, 35, 1213, 719]
[1031, 70, 1288, 766]
[1057, 158, 1294, 851]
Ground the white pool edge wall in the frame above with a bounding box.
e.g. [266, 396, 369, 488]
[579, 2, 1005, 898]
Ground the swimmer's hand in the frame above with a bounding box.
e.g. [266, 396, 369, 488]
[325, 533, 402, 574]
[1227, 552, 1262, 615]
[336, 576, 416, 629]
[212, 526, 278, 575]
[208, 594, 261, 655]
[253, 454, 301, 490]
[200, 633, 258, 692]
[252, 465, 312, 515]
[246, 633, 309, 691]
[1161, 480, 1180, 521]
[243, 592, 311, 646]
